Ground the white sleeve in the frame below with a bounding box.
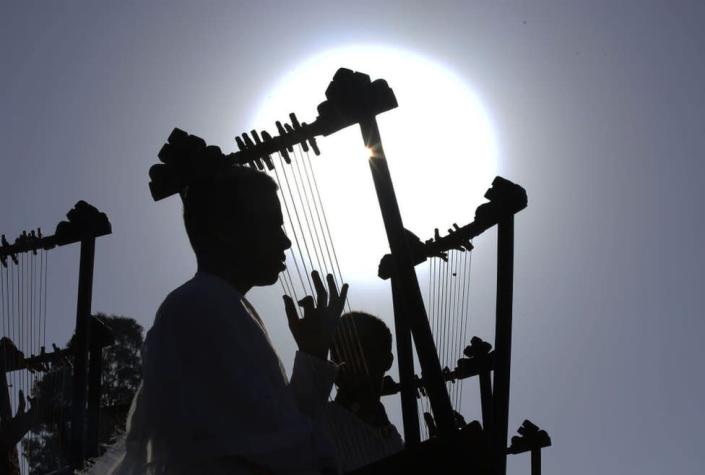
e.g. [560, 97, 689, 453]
[289, 351, 338, 420]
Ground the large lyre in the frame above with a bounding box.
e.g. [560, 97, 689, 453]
[0, 202, 112, 474]
[150, 68, 549, 474]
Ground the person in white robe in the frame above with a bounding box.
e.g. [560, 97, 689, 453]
[103, 166, 348, 474]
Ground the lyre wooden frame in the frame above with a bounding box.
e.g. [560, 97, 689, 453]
[0, 201, 111, 472]
[152, 68, 535, 474]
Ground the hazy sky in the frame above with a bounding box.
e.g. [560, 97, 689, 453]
[2, 1, 704, 474]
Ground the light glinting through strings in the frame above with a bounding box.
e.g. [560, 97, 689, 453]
[300, 148, 350, 313]
[268, 149, 368, 377]
[266, 143, 379, 459]
[290, 147, 327, 279]
[298, 146, 369, 377]
[293, 144, 368, 378]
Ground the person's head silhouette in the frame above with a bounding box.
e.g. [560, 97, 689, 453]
[331, 311, 393, 397]
[181, 166, 291, 293]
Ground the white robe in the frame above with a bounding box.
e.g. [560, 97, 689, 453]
[102, 272, 338, 475]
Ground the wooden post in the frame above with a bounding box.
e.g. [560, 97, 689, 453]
[492, 216, 515, 475]
[531, 448, 541, 475]
[70, 238, 95, 469]
[86, 320, 102, 458]
[479, 366, 493, 433]
[360, 117, 456, 437]
[390, 275, 420, 446]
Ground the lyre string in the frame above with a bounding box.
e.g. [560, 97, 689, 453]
[421, 241, 475, 434]
[298, 146, 369, 378]
[439, 248, 451, 377]
[289, 146, 325, 285]
[301, 148, 351, 313]
[20, 253, 25, 435]
[42, 250, 48, 352]
[298, 146, 382, 461]
[271, 147, 374, 462]
[271, 151, 359, 376]
[273, 153, 315, 297]
[450, 251, 466, 410]
[277, 144, 369, 380]
[456, 248, 472, 411]
[450, 250, 463, 405]
[290, 147, 328, 279]
[269, 140, 393, 462]
[447, 251, 458, 377]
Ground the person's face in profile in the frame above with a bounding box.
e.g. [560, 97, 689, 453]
[219, 188, 291, 287]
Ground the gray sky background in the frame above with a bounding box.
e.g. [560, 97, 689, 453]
[1, 1, 704, 474]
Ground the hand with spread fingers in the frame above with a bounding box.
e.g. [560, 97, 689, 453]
[284, 271, 349, 361]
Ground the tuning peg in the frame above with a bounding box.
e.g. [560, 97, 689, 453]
[284, 123, 296, 143]
[275, 121, 295, 154]
[289, 113, 309, 153]
[308, 133, 320, 155]
[259, 131, 279, 170]
[29, 230, 38, 254]
[240, 133, 264, 170]
[300, 121, 320, 155]
[250, 130, 274, 170]
[235, 136, 246, 154]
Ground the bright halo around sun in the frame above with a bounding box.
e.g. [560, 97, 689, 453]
[252, 45, 498, 284]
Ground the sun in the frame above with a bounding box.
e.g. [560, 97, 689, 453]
[252, 44, 498, 283]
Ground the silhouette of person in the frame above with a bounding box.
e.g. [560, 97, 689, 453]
[108, 166, 348, 475]
[318, 312, 403, 472]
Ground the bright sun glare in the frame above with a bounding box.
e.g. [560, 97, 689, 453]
[253, 45, 498, 283]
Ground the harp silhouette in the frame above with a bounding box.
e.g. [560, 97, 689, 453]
[151, 68, 550, 474]
[0, 202, 112, 474]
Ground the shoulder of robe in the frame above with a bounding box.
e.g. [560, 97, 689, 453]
[152, 276, 238, 334]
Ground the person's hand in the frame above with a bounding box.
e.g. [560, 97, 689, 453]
[283, 271, 349, 360]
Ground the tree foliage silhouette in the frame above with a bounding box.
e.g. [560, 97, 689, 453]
[21, 314, 143, 474]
